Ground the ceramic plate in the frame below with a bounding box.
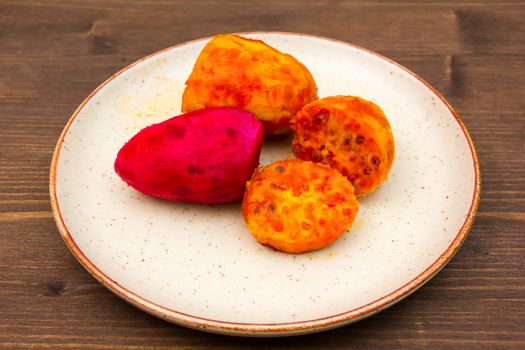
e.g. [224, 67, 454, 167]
[50, 33, 480, 336]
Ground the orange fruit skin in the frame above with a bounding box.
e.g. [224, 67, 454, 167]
[291, 96, 395, 196]
[182, 34, 318, 135]
[242, 160, 359, 254]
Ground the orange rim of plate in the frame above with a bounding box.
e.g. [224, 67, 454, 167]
[49, 32, 481, 336]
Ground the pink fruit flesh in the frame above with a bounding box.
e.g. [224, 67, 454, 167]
[114, 107, 264, 203]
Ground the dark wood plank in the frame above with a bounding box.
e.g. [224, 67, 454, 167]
[0, 0, 524, 349]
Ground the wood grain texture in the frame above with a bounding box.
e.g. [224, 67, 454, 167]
[0, 0, 524, 348]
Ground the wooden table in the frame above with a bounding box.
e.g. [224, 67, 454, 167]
[1, 0, 524, 348]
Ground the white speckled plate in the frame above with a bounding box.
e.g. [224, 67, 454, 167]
[50, 33, 480, 336]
